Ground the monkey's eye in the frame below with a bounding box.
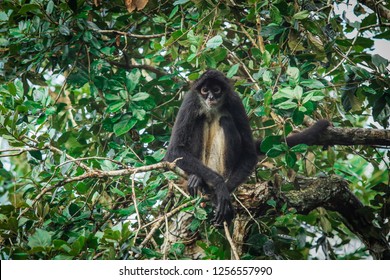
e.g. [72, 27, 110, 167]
[201, 86, 209, 95]
[212, 86, 221, 94]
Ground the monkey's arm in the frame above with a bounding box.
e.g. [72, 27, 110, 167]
[225, 99, 258, 193]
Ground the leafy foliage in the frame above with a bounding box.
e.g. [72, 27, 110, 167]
[0, 0, 389, 260]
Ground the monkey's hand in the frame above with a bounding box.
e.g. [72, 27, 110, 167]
[211, 185, 234, 226]
[187, 174, 203, 197]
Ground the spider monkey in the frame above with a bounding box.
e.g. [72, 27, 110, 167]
[165, 70, 330, 225]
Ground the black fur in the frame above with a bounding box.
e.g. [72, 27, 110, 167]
[165, 70, 258, 225]
[165, 70, 330, 225]
[286, 119, 331, 146]
[255, 120, 331, 155]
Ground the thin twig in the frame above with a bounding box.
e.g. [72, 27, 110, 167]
[232, 193, 263, 232]
[324, 31, 359, 76]
[98, 29, 165, 39]
[139, 198, 198, 249]
[0, 147, 39, 157]
[132, 172, 142, 243]
[223, 221, 240, 260]
[255, 6, 265, 53]
[18, 159, 184, 218]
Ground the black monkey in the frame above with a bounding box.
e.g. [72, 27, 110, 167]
[165, 70, 258, 225]
[165, 70, 331, 225]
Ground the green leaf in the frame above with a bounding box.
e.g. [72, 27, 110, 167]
[105, 94, 121, 101]
[320, 216, 332, 234]
[266, 199, 277, 208]
[142, 247, 162, 258]
[226, 64, 239, 78]
[170, 243, 185, 256]
[59, 25, 70, 36]
[86, 21, 100, 31]
[19, 4, 41, 15]
[302, 90, 325, 103]
[292, 109, 304, 125]
[45, 106, 57, 116]
[372, 54, 389, 74]
[274, 88, 294, 100]
[133, 108, 146, 120]
[187, 53, 196, 62]
[293, 86, 303, 100]
[374, 30, 390, 40]
[28, 229, 52, 249]
[113, 115, 137, 136]
[276, 100, 297, 110]
[267, 147, 284, 158]
[212, 48, 227, 62]
[46, 0, 55, 15]
[173, 0, 190, 5]
[290, 144, 308, 153]
[300, 79, 325, 89]
[187, 30, 201, 46]
[262, 70, 273, 84]
[169, 6, 179, 18]
[287, 66, 300, 81]
[141, 134, 155, 143]
[0, 11, 8, 21]
[260, 136, 281, 153]
[293, 11, 310, 20]
[126, 69, 141, 92]
[132, 92, 150, 102]
[206, 35, 223, 49]
[270, 5, 283, 24]
[151, 149, 165, 162]
[28, 150, 42, 160]
[106, 100, 126, 113]
[260, 24, 286, 38]
[194, 207, 208, 220]
[285, 152, 297, 168]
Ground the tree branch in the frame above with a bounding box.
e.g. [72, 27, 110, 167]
[360, 0, 390, 21]
[98, 29, 165, 39]
[108, 60, 170, 77]
[18, 159, 185, 218]
[286, 122, 390, 147]
[233, 176, 390, 259]
[281, 176, 390, 260]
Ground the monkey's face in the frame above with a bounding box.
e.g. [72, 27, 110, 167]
[198, 81, 224, 109]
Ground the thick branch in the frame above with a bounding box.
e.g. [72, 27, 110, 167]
[314, 126, 390, 146]
[287, 123, 390, 147]
[281, 176, 390, 259]
[235, 176, 390, 259]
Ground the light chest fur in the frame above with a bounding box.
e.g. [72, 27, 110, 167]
[201, 116, 226, 176]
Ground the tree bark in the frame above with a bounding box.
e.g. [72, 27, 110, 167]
[309, 126, 390, 146]
[286, 121, 390, 147]
[274, 176, 390, 260]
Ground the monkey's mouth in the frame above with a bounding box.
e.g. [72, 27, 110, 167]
[206, 100, 218, 107]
